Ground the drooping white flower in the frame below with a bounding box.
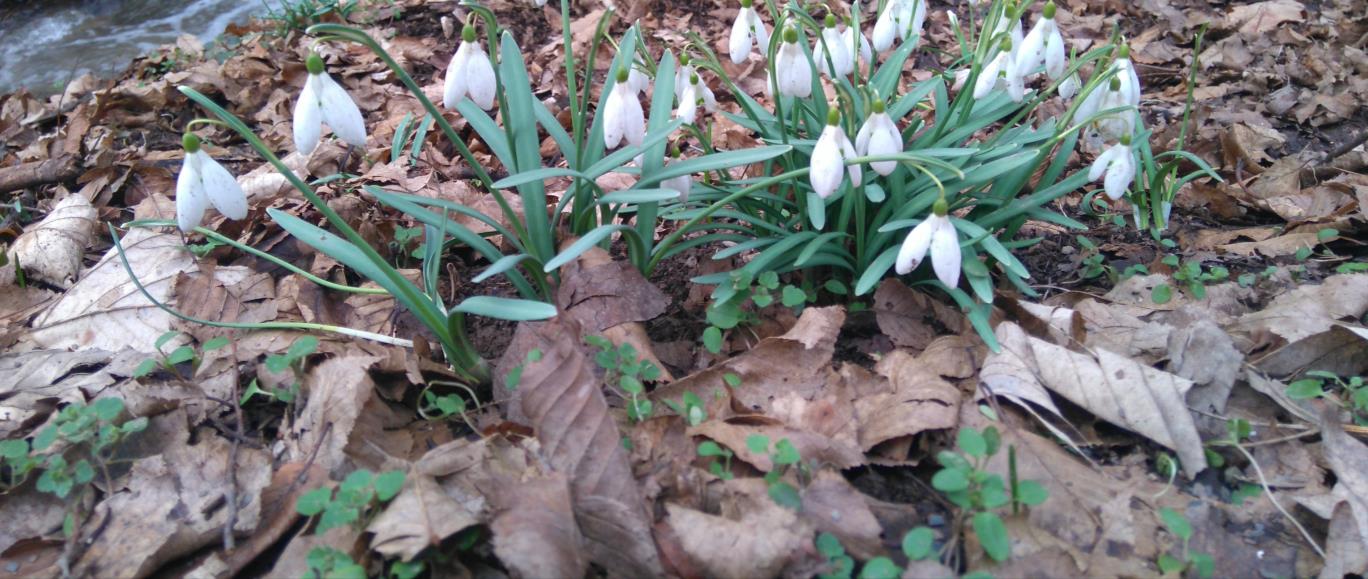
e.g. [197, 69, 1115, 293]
[1016, 1, 1066, 80]
[809, 108, 862, 199]
[973, 38, 1025, 102]
[677, 73, 700, 124]
[842, 20, 874, 67]
[673, 57, 717, 119]
[626, 64, 651, 95]
[992, 8, 1025, 48]
[813, 14, 853, 78]
[603, 67, 645, 149]
[293, 53, 367, 155]
[176, 133, 248, 233]
[1114, 45, 1142, 106]
[872, 0, 927, 53]
[1089, 137, 1136, 201]
[1058, 72, 1080, 99]
[895, 201, 961, 288]
[729, 0, 771, 64]
[854, 98, 901, 176]
[443, 25, 497, 110]
[771, 26, 812, 98]
[662, 148, 692, 203]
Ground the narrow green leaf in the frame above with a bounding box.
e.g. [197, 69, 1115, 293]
[453, 296, 557, 321]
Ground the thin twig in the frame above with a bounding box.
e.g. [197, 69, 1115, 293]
[1219, 441, 1326, 559]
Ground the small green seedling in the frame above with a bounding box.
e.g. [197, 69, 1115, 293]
[816, 532, 855, 579]
[664, 391, 707, 427]
[296, 469, 405, 534]
[241, 336, 319, 404]
[133, 331, 231, 380]
[931, 427, 1049, 563]
[305, 546, 367, 579]
[504, 348, 543, 391]
[1286, 371, 1368, 425]
[746, 434, 804, 510]
[586, 336, 662, 422]
[701, 271, 815, 354]
[1157, 508, 1214, 578]
[697, 440, 734, 480]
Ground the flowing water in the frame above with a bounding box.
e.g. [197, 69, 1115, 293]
[0, 0, 282, 95]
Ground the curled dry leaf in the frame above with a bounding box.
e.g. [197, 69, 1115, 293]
[664, 479, 814, 579]
[490, 475, 588, 579]
[516, 317, 665, 578]
[981, 321, 1208, 478]
[74, 413, 272, 577]
[1231, 273, 1368, 345]
[652, 306, 846, 416]
[557, 246, 673, 380]
[1252, 323, 1368, 379]
[24, 229, 249, 353]
[856, 349, 961, 453]
[3, 194, 96, 288]
[289, 354, 383, 477]
[873, 279, 968, 350]
[1319, 410, 1368, 575]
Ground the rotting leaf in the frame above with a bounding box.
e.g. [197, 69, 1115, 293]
[515, 317, 665, 577]
[3, 194, 96, 289]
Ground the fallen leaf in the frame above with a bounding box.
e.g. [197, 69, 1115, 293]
[290, 354, 383, 476]
[664, 481, 813, 579]
[490, 475, 588, 579]
[4, 194, 96, 288]
[515, 317, 665, 577]
[980, 322, 1207, 477]
[1226, 0, 1304, 35]
[855, 349, 960, 452]
[1230, 274, 1368, 345]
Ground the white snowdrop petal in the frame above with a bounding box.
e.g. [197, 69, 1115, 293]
[603, 86, 626, 149]
[751, 13, 770, 53]
[1104, 148, 1136, 200]
[730, 11, 753, 64]
[973, 54, 1003, 99]
[443, 43, 472, 109]
[1044, 31, 1067, 79]
[854, 116, 875, 155]
[1089, 145, 1120, 181]
[809, 128, 845, 199]
[195, 150, 248, 220]
[869, 128, 901, 176]
[317, 73, 367, 149]
[293, 75, 322, 155]
[176, 155, 207, 233]
[930, 219, 961, 288]
[467, 45, 497, 110]
[873, 2, 897, 52]
[677, 84, 698, 124]
[839, 131, 862, 187]
[895, 217, 935, 275]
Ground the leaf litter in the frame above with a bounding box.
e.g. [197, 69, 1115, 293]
[0, 0, 1365, 576]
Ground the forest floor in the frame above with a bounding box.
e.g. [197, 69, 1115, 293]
[1, 0, 1367, 577]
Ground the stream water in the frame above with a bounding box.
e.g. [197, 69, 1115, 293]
[0, 0, 281, 95]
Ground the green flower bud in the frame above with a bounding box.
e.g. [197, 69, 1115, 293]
[305, 53, 325, 75]
[1120, 134, 1132, 146]
[932, 198, 949, 216]
[824, 14, 837, 28]
[1043, 1, 1057, 19]
[1116, 44, 1130, 59]
[871, 99, 885, 114]
[1109, 77, 1121, 91]
[783, 25, 798, 43]
[680, 52, 691, 66]
[826, 107, 840, 126]
[462, 24, 476, 42]
[616, 67, 629, 83]
[182, 132, 201, 153]
[740, 0, 752, 7]
[690, 72, 699, 85]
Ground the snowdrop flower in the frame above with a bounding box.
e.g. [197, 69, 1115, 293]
[1016, 1, 1066, 80]
[293, 53, 367, 155]
[673, 56, 717, 119]
[729, 0, 771, 64]
[814, 14, 853, 78]
[973, 39, 1025, 102]
[677, 73, 701, 124]
[443, 24, 497, 110]
[855, 98, 901, 176]
[842, 18, 874, 68]
[992, 7, 1025, 48]
[895, 198, 961, 288]
[1078, 77, 1137, 146]
[809, 108, 862, 199]
[1058, 72, 1080, 99]
[1113, 44, 1142, 106]
[771, 26, 812, 98]
[662, 148, 692, 202]
[603, 67, 645, 149]
[176, 133, 248, 233]
[626, 64, 650, 95]
[873, 0, 927, 53]
[1089, 135, 1136, 201]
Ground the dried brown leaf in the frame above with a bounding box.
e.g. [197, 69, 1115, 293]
[490, 475, 588, 579]
[4, 194, 95, 288]
[290, 354, 383, 476]
[664, 482, 813, 579]
[1230, 274, 1368, 345]
[517, 318, 664, 577]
